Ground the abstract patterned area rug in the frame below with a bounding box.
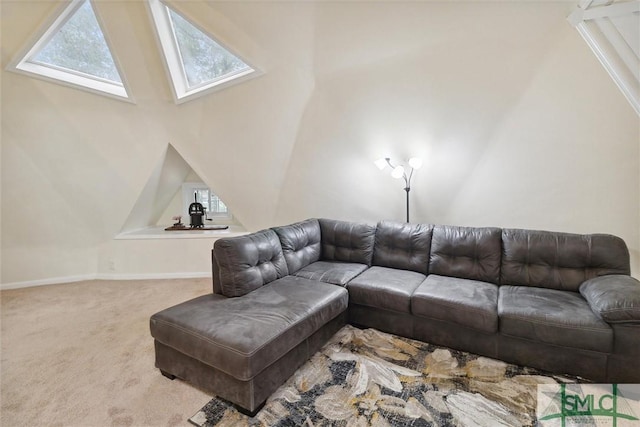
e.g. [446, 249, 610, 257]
[189, 325, 579, 427]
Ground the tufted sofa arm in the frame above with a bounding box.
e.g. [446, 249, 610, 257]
[213, 229, 289, 297]
[580, 275, 640, 324]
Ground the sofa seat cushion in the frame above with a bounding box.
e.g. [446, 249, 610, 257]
[293, 261, 368, 286]
[150, 276, 348, 381]
[498, 286, 612, 352]
[411, 275, 499, 333]
[347, 266, 426, 313]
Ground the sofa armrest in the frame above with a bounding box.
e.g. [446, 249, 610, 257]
[213, 229, 289, 297]
[580, 275, 640, 323]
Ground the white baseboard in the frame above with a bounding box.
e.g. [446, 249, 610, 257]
[96, 272, 211, 281]
[1, 275, 95, 290]
[1, 272, 211, 290]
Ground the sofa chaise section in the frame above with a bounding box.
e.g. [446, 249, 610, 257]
[151, 278, 348, 381]
[151, 229, 348, 414]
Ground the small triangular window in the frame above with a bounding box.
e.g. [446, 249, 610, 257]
[10, 0, 129, 100]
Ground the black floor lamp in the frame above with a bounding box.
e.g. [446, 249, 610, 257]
[375, 157, 422, 223]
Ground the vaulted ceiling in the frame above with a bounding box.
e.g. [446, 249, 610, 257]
[2, 1, 638, 285]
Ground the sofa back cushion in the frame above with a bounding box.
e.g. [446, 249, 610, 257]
[319, 218, 376, 265]
[213, 229, 289, 297]
[501, 229, 630, 291]
[430, 225, 502, 284]
[373, 220, 433, 274]
[272, 219, 322, 274]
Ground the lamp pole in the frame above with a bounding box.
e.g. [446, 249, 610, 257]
[403, 166, 415, 223]
[381, 157, 417, 223]
[404, 186, 410, 223]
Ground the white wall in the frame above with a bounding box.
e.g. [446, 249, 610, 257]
[0, 0, 316, 286]
[1, 1, 638, 287]
[277, 1, 640, 276]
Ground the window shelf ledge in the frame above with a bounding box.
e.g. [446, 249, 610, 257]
[115, 225, 248, 240]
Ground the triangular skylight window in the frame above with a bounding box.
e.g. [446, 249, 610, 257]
[168, 9, 251, 89]
[148, 0, 257, 103]
[9, 0, 129, 100]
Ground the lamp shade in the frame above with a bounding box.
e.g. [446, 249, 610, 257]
[408, 157, 423, 170]
[391, 165, 405, 179]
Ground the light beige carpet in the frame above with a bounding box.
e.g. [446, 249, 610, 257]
[1, 278, 212, 426]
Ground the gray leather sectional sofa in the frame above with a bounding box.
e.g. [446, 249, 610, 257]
[150, 218, 640, 415]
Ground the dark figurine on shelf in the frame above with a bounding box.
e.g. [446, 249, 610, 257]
[189, 193, 205, 228]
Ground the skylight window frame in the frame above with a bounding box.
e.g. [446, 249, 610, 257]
[7, 0, 132, 102]
[568, 0, 640, 115]
[165, 8, 253, 92]
[147, 0, 260, 104]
